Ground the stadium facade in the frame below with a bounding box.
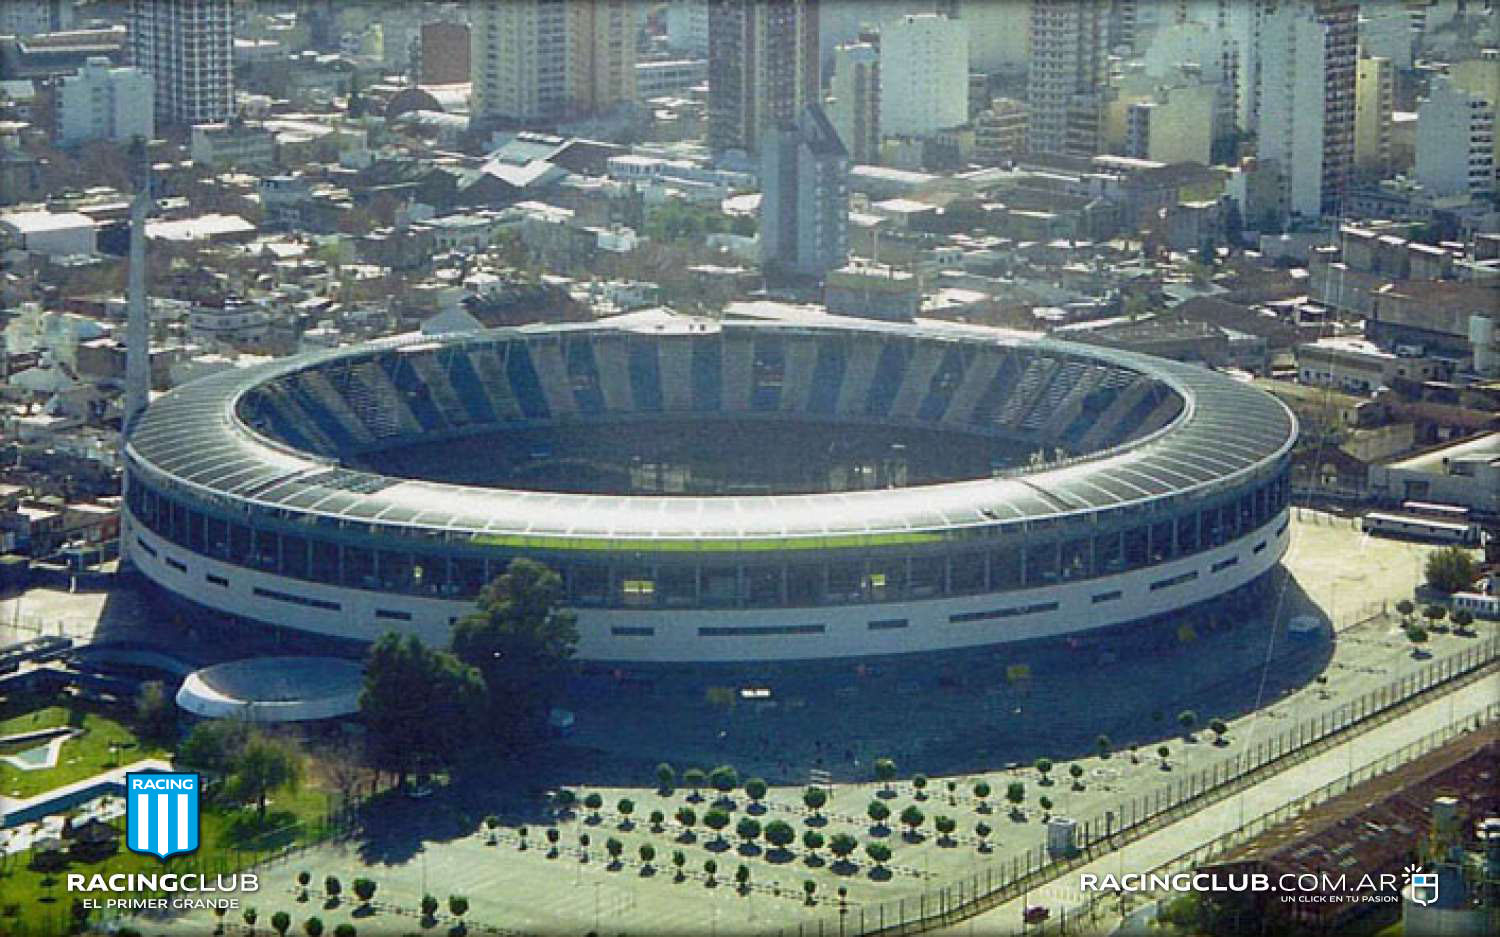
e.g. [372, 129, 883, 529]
[122, 314, 1297, 663]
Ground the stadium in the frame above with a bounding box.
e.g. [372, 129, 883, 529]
[122, 311, 1297, 663]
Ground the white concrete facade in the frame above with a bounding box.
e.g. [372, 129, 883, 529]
[879, 13, 969, 139]
[127, 505, 1291, 663]
[56, 58, 154, 147]
[1416, 76, 1496, 198]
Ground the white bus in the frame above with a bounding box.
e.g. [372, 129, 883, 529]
[1362, 512, 1480, 545]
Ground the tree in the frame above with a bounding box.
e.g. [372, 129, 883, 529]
[447, 896, 468, 930]
[296, 872, 311, 901]
[324, 877, 341, 904]
[704, 858, 718, 884]
[865, 841, 892, 872]
[517, 825, 528, 850]
[230, 733, 303, 818]
[1426, 547, 1477, 594]
[744, 777, 768, 807]
[605, 837, 623, 865]
[420, 895, 438, 920]
[617, 797, 635, 828]
[583, 792, 604, 821]
[735, 863, 751, 892]
[683, 768, 707, 799]
[803, 787, 827, 817]
[1424, 605, 1448, 629]
[270, 912, 291, 937]
[975, 821, 992, 851]
[934, 815, 956, 844]
[451, 559, 580, 747]
[1210, 719, 1229, 745]
[1005, 782, 1025, 814]
[244, 907, 258, 936]
[709, 765, 739, 801]
[735, 816, 761, 849]
[639, 842, 656, 869]
[176, 720, 251, 791]
[302, 918, 323, 937]
[868, 799, 891, 830]
[649, 809, 665, 833]
[352, 878, 375, 908]
[828, 833, 858, 862]
[764, 819, 795, 852]
[874, 757, 897, 792]
[704, 808, 730, 844]
[1069, 764, 1085, 789]
[671, 849, 687, 880]
[912, 774, 928, 799]
[1452, 609, 1475, 634]
[361, 633, 483, 784]
[1034, 758, 1053, 785]
[135, 681, 177, 744]
[802, 829, 824, 860]
[1179, 710, 1198, 739]
[1097, 734, 1112, 758]
[803, 879, 817, 905]
[545, 828, 560, 852]
[899, 805, 925, 839]
[675, 806, 697, 837]
[484, 815, 500, 844]
[1407, 625, 1430, 646]
[1396, 599, 1416, 625]
[333, 926, 355, 937]
[1039, 796, 1054, 819]
[1158, 745, 1171, 768]
[656, 762, 676, 793]
[973, 780, 991, 812]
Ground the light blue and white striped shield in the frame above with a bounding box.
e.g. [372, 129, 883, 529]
[126, 772, 200, 860]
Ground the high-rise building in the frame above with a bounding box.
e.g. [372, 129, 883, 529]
[1253, 1, 1357, 218]
[828, 42, 879, 164]
[1416, 75, 1496, 198]
[127, 0, 234, 126]
[761, 105, 849, 278]
[666, 0, 709, 57]
[1450, 51, 1500, 185]
[936, 0, 1031, 76]
[1353, 56, 1394, 177]
[0, 0, 73, 37]
[470, 0, 636, 128]
[974, 97, 1028, 165]
[56, 57, 154, 147]
[1026, 0, 1108, 157]
[707, 0, 819, 156]
[879, 13, 969, 139]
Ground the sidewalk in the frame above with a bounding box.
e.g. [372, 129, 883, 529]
[936, 670, 1500, 936]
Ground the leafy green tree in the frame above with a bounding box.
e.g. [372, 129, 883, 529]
[735, 816, 761, 848]
[302, 917, 323, 937]
[764, 819, 795, 852]
[1005, 782, 1025, 813]
[361, 633, 483, 784]
[605, 837, 623, 864]
[135, 681, 177, 744]
[874, 757, 897, 792]
[899, 805, 925, 838]
[828, 833, 858, 862]
[1210, 719, 1229, 745]
[912, 774, 928, 798]
[176, 720, 251, 791]
[1039, 796, 1053, 818]
[709, 765, 739, 800]
[583, 792, 603, 821]
[639, 843, 656, 869]
[1034, 758, 1053, 784]
[243, 907, 258, 935]
[683, 768, 706, 799]
[865, 841, 892, 871]
[934, 815, 956, 844]
[1179, 710, 1198, 739]
[419, 895, 438, 920]
[649, 809, 665, 832]
[735, 863, 751, 891]
[656, 763, 675, 793]
[1097, 734, 1112, 758]
[1069, 764, 1085, 789]
[451, 559, 580, 747]
[1157, 745, 1171, 767]
[671, 849, 687, 880]
[704, 808, 730, 843]
[270, 911, 291, 937]
[323, 877, 340, 904]
[1424, 605, 1448, 628]
[617, 797, 635, 827]
[867, 799, 891, 830]
[1407, 625, 1429, 645]
[803, 880, 817, 905]
[975, 821, 992, 851]
[230, 732, 302, 818]
[703, 858, 718, 884]
[1452, 609, 1475, 633]
[351, 879, 375, 908]
[296, 872, 310, 901]
[803, 829, 824, 860]
[332, 925, 355, 937]
[1426, 547, 1477, 594]
[802, 787, 827, 817]
[744, 777, 768, 806]
[1396, 599, 1415, 624]
[973, 780, 991, 811]
[447, 896, 468, 929]
[675, 806, 697, 836]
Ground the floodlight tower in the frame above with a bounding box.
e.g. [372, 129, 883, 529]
[123, 136, 151, 436]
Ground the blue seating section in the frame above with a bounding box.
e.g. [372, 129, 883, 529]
[691, 340, 722, 412]
[627, 338, 663, 412]
[864, 343, 907, 417]
[504, 342, 551, 420]
[916, 347, 968, 422]
[968, 352, 1022, 426]
[445, 350, 499, 424]
[565, 340, 606, 413]
[284, 377, 364, 450]
[378, 354, 446, 432]
[806, 340, 847, 415]
[749, 336, 785, 411]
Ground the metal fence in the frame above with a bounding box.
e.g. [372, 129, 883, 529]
[771, 635, 1499, 937]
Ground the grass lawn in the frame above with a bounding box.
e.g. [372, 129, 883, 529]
[0, 704, 170, 800]
[0, 786, 336, 936]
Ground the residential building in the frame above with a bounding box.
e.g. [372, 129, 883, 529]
[416, 22, 470, 86]
[635, 58, 707, 99]
[975, 97, 1027, 166]
[666, 0, 709, 57]
[1026, 0, 1108, 157]
[1417, 75, 1497, 198]
[1353, 56, 1394, 178]
[55, 57, 153, 146]
[0, 0, 73, 38]
[1449, 51, 1500, 186]
[828, 42, 879, 164]
[938, 0, 1029, 76]
[707, 0, 819, 156]
[879, 13, 968, 140]
[189, 121, 276, 170]
[1253, 1, 1357, 219]
[1295, 336, 1446, 395]
[760, 105, 849, 278]
[570, 0, 636, 116]
[1122, 84, 1216, 166]
[127, 0, 234, 125]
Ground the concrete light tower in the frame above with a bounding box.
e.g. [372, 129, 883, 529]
[123, 137, 151, 436]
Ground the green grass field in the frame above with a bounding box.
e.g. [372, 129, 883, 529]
[1, 705, 170, 800]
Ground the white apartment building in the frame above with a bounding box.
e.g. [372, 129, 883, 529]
[128, 0, 234, 125]
[1027, 0, 1108, 157]
[1416, 76, 1496, 198]
[665, 0, 709, 57]
[55, 57, 153, 147]
[879, 14, 968, 140]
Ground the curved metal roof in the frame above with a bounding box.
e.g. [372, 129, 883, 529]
[124, 317, 1297, 547]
